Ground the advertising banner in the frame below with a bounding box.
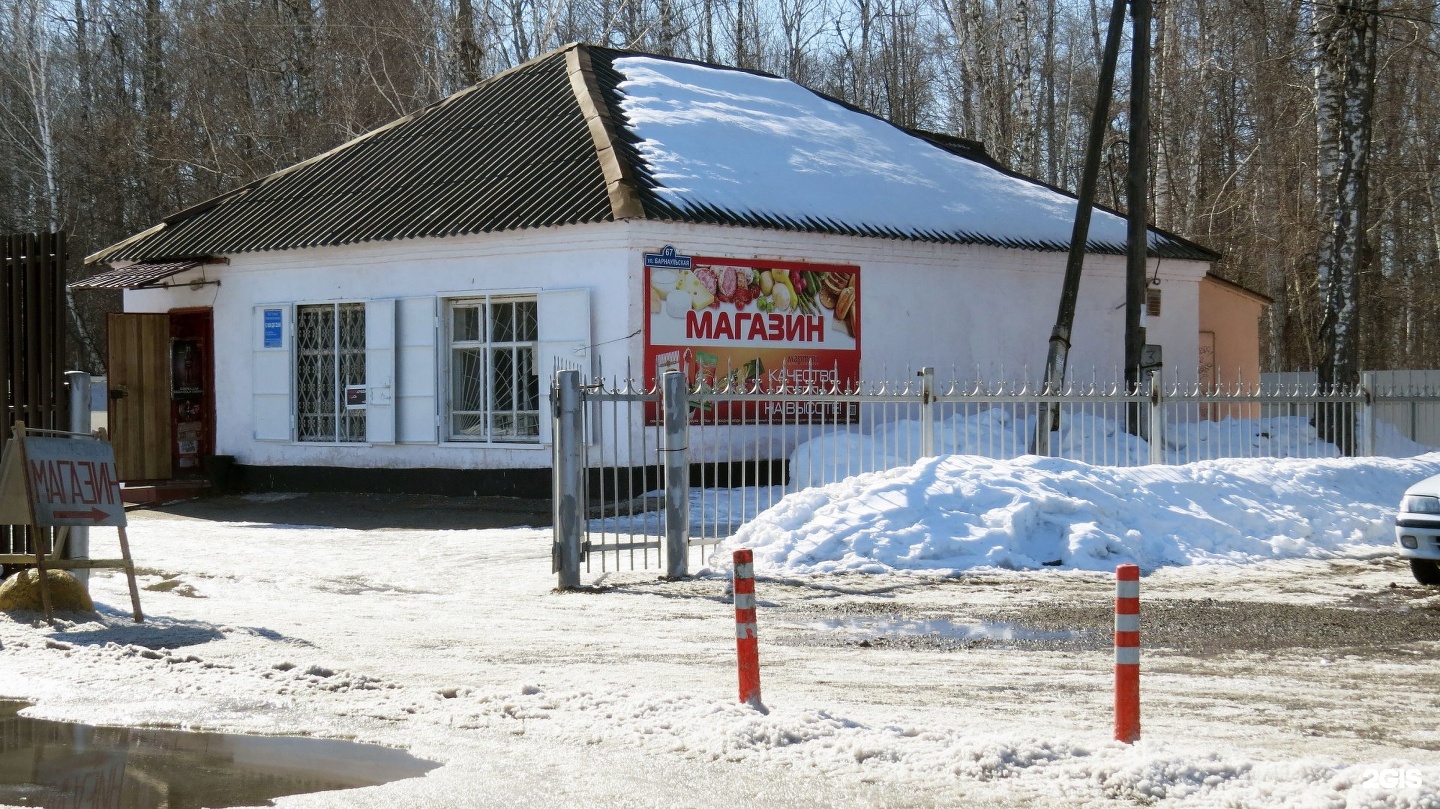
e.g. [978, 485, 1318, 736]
[643, 247, 861, 423]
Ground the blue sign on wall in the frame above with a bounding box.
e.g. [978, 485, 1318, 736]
[263, 308, 283, 348]
[644, 245, 693, 270]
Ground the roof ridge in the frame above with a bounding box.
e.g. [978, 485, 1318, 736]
[566, 44, 644, 221]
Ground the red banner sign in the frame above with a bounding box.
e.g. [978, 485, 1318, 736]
[644, 252, 861, 423]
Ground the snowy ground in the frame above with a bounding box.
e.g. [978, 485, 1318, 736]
[4, 455, 1440, 807]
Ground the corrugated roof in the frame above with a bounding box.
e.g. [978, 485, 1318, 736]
[87, 43, 1218, 266]
[90, 48, 613, 264]
[70, 260, 204, 289]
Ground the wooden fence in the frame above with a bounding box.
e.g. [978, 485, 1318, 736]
[2, 231, 69, 559]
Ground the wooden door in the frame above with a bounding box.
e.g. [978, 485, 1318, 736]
[107, 313, 172, 481]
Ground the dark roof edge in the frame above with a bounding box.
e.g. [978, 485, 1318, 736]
[84, 221, 167, 265]
[1203, 271, 1273, 305]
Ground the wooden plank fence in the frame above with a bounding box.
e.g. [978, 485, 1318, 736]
[2, 232, 69, 560]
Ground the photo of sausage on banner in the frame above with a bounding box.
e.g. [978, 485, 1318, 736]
[643, 248, 860, 425]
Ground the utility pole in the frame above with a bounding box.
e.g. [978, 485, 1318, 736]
[1034, 0, 1129, 456]
[1125, 0, 1153, 435]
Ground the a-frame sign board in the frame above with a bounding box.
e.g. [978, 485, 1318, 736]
[0, 422, 143, 623]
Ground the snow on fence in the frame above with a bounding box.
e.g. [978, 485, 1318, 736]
[552, 368, 1440, 585]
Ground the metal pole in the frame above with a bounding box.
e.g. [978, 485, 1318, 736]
[1114, 563, 1141, 743]
[553, 370, 584, 590]
[1125, 0, 1153, 435]
[919, 367, 935, 457]
[1035, 0, 1129, 456]
[662, 370, 690, 578]
[1360, 371, 1377, 457]
[1147, 374, 1164, 465]
[65, 370, 92, 588]
[733, 548, 763, 708]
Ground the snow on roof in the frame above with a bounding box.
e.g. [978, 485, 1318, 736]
[612, 55, 1192, 257]
[86, 44, 1215, 265]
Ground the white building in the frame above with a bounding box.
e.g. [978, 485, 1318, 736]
[77, 43, 1220, 494]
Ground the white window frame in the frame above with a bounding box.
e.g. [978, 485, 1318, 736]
[443, 294, 541, 444]
[295, 301, 368, 444]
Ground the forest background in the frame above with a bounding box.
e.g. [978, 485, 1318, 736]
[0, 0, 1433, 379]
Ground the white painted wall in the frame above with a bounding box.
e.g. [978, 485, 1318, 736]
[620, 221, 1207, 386]
[124, 224, 633, 469]
[122, 220, 1210, 470]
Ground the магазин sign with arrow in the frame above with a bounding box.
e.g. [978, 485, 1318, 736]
[14, 436, 126, 527]
[0, 424, 142, 623]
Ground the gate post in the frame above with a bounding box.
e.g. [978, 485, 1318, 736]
[1147, 374, 1164, 465]
[66, 370, 92, 588]
[553, 370, 584, 590]
[919, 367, 935, 457]
[1360, 371, 1377, 457]
[661, 370, 690, 578]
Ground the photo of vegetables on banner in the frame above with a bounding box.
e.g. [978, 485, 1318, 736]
[643, 247, 861, 424]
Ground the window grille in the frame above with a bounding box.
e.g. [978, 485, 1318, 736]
[447, 297, 539, 442]
[296, 303, 366, 442]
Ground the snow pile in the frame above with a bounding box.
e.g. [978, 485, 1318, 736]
[611, 56, 1175, 253]
[718, 454, 1440, 574]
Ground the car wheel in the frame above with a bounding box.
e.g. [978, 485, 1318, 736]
[1410, 559, 1440, 585]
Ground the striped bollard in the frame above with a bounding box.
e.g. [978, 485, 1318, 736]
[1114, 563, 1141, 743]
[733, 549, 763, 707]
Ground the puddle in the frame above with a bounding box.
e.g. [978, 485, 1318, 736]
[805, 616, 1084, 643]
[0, 701, 438, 808]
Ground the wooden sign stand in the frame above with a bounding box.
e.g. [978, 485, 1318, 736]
[0, 422, 143, 623]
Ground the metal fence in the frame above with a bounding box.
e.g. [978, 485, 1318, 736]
[551, 368, 1440, 586]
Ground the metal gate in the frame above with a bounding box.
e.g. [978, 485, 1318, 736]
[550, 368, 930, 588]
[552, 370, 685, 586]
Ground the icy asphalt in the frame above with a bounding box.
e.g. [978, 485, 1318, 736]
[1, 490, 1438, 807]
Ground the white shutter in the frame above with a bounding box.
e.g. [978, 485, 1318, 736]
[253, 304, 293, 441]
[536, 288, 591, 444]
[365, 299, 397, 444]
[396, 296, 439, 443]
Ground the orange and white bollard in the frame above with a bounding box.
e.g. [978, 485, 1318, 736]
[733, 549, 762, 707]
[1114, 563, 1141, 743]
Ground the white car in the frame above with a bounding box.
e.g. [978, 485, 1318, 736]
[1396, 474, 1440, 585]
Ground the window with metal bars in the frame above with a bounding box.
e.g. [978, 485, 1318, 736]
[296, 303, 366, 442]
[446, 297, 539, 442]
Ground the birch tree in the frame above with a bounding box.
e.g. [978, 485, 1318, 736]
[1312, 0, 1378, 451]
[0, 0, 105, 370]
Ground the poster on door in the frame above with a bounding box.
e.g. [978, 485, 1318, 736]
[643, 248, 861, 424]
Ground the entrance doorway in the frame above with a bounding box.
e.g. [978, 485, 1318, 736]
[107, 309, 215, 483]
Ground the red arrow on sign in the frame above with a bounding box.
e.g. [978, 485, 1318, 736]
[52, 506, 110, 522]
